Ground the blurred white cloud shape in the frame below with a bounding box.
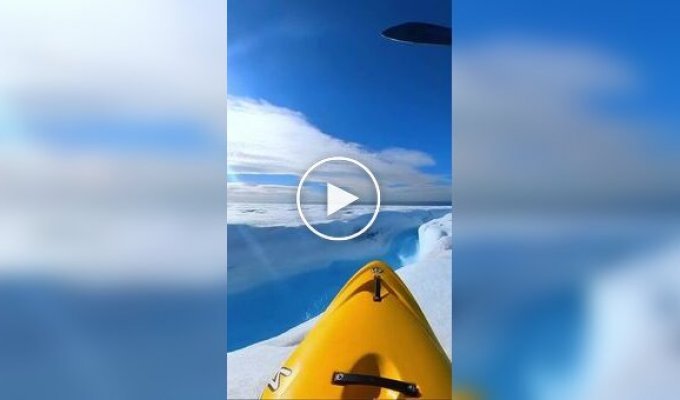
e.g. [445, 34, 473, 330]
[454, 39, 680, 212]
[0, 0, 223, 122]
[0, 150, 225, 286]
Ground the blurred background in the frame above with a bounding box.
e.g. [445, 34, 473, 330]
[453, 0, 680, 399]
[0, 1, 225, 398]
[2, 0, 680, 399]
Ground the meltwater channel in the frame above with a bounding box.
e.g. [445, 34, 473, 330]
[227, 221, 425, 351]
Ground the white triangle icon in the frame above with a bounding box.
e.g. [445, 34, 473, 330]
[326, 183, 359, 217]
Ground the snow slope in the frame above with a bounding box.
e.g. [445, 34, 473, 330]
[226, 213, 452, 399]
[543, 238, 680, 400]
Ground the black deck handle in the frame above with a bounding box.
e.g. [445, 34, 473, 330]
[331, 371, 420, 397]
[373, 275, 382, 302]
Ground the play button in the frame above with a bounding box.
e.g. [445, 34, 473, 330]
[297, 156, 381, 241]
[326, 183, 359, 217]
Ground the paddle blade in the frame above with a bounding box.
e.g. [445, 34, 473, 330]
[382, 22, 452, 46]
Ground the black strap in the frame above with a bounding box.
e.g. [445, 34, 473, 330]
[331, 371, 420, 397]
[373, 275, 382, 302]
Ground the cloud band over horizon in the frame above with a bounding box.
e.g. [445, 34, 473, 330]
[227, 96, 452, 204]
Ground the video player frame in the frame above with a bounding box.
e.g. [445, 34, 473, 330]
[227, 1, 452, 398]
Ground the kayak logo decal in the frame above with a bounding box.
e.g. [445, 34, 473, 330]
[267, 366, 292, 392]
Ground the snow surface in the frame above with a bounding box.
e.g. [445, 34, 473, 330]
[227, 203, 451, 227]
[227, 213, 452, 399]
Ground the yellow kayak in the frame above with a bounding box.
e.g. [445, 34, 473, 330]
[261, 261, 452, 399]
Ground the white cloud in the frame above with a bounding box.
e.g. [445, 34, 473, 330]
[227, 97, 451, 204]
[378, 148, 436, 167]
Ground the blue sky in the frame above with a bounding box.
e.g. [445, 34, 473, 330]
[227, 0, 452, 203]
[224, 0, 680, 208]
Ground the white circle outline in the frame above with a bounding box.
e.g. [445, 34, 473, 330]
[296, 156, 381, 241]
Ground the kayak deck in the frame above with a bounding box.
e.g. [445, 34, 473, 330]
[261, 261, 452, 399]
